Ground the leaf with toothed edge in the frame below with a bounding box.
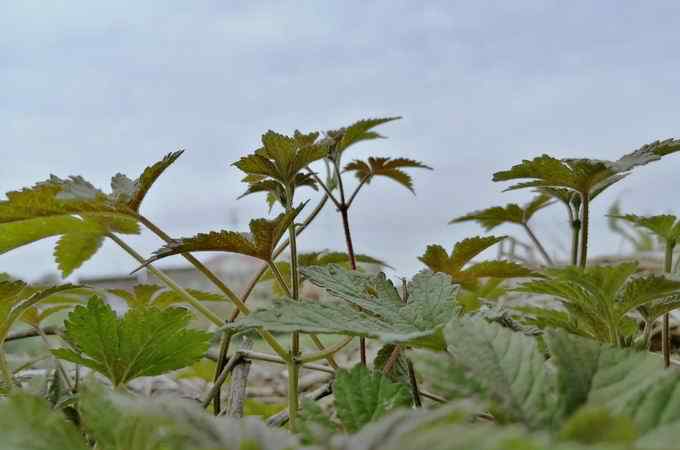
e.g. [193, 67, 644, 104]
[344, 157, 432, 193]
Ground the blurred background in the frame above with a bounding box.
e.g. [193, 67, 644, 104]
[2, 0, 680, 285]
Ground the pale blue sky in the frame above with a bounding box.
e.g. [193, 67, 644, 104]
[2, 1, 680, 281]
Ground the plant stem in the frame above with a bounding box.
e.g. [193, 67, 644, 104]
[287, 358, 299, 431]
[0, 348, 15, 392]
[382, 345, 402, 375]
[571, 220, 581, 266]
[663, 241, 675, 368]
[578, 191, 590, 268]
[406, 358, 422, 407]
[215, 195, 329, 400]
[201, 352, 245, 408]
[522, 223, 553, 266]
[268, 263, 338, 369]
[298, 336, 353, 364]
[285, 187, 301, 432]
[346, 175, 370, 208]
[136, 214, 251, 315]
[35, 326, 73, 392]
[108, 233, 290, 360]
[306, 168, 341, 209]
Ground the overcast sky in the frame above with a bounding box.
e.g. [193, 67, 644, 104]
[2, 1, 680, 283]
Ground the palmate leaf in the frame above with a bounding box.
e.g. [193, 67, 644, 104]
[334, 364, 411, 432]
[325, 117, 401, 159]
[229, 265, 457, 351]
[0, 152, 183, 277]
[450, 194, 553, 231]
[260, 250, 389, 296]
[52, 297, 211, 386]
[344, 157, 432, 193]
[514, 262, 680, 345]
[233, 130, 328, 201]
[419, 236, 538, 289]
[0, 393, 89, 450]
[108, 284, 225, 309]
[141, 202, 305, 266]
[609, 213, 680, 244]
[445, 318, 553, 428]
[494, 138, 680, 197]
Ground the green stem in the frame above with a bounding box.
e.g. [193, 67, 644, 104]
[285, 187, 301, 432]
[35, 326, 73, 392]
[346, 175, 370, 209]
[579, 192, 590, 268]
[268, 262, 293, 297]
[136, 214, 251, 316]
[571, 220, 581, 266]
[112, 233, 290, 360]
[298, 336, 353, 364]
[522, 223, 553, 266]
[108, 232, 224, 327]
[663, 241, 675, 368]
[287, 358, 299, 431]
[0, 348, 15, 392]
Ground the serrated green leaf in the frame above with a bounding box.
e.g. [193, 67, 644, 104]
[411, 350, 483, 401]
[450, 194, 553, 231]
[373, 344, 409, 385]
[344, 157, 432, 193]
[326, 117, 401, 157]
[54, 232, 105, 278]
[494, 139, 680, 198]
[609, 213, 680, 244]
[445, 318, 552, 428]
[545, 329, 680, 444]
[419, 236, 538, 290]
[0, 282, 83, 343]
[52, 297, 211, 386]
[0, 393, 88, 450]
[557, 406, 638, 445]
[515, 262, 680, 345]
[334, 364, 411, 432]
[229, 266, 457, 350]
[108, 284, 225, 309]
[111, 150, 184, 212]
[79, 386, 299, 450]
[142, 202, 305, 266]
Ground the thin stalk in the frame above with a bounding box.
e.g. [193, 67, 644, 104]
[108, 233, 290, 360]
[135, 214, 251, 316]
[298, 336, 353, 364]
[267, 263, 339, 369]
[571, 220, 581, 266]
[406, 359, 422, 407]
[285, 187, 301, 432]
[287, 358, 299, 431]
[522, 223, 553, 266]
[0, 349, 15, 391]
[663, 241, 675, 368]
[201, 352, 244, 408]
[579, 192, 590, 268]
[382, 345, 402, 375]
[306, 168, 341, 209]
[346, 175, 370, 209]
[6, 326, 60, 342]
[212, 330, 234, 414]
[233, 350, 335, 374]
[35, 326, 73, 392]
[216, 195, 330, 398]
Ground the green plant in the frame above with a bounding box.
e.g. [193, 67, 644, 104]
[493, 139, 680, 267]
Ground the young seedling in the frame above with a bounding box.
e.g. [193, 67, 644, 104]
[450, 194, 555, 265]
[609, 213, 680, 366]
[316, 117, 431, 365]
[493, 139, 680, 267]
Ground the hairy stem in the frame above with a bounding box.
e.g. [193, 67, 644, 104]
[578, 191, 590, 268]
[0, 348, 15, 392]
[335, 163, 364, 365]
[268, 262, 338, 369]
[346, 175, 370, 208]
[306, 168, 341, 208]
[108, 232, 224, 327]
[522, 223, 553, 266]
[109, 233, 289, 360]
[285, 188, 301, 432]
[287, 358, 299, 431]
[136, 214, 251, 315]
[663, 241, 675, 368]
[298, 336, 353, 364]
